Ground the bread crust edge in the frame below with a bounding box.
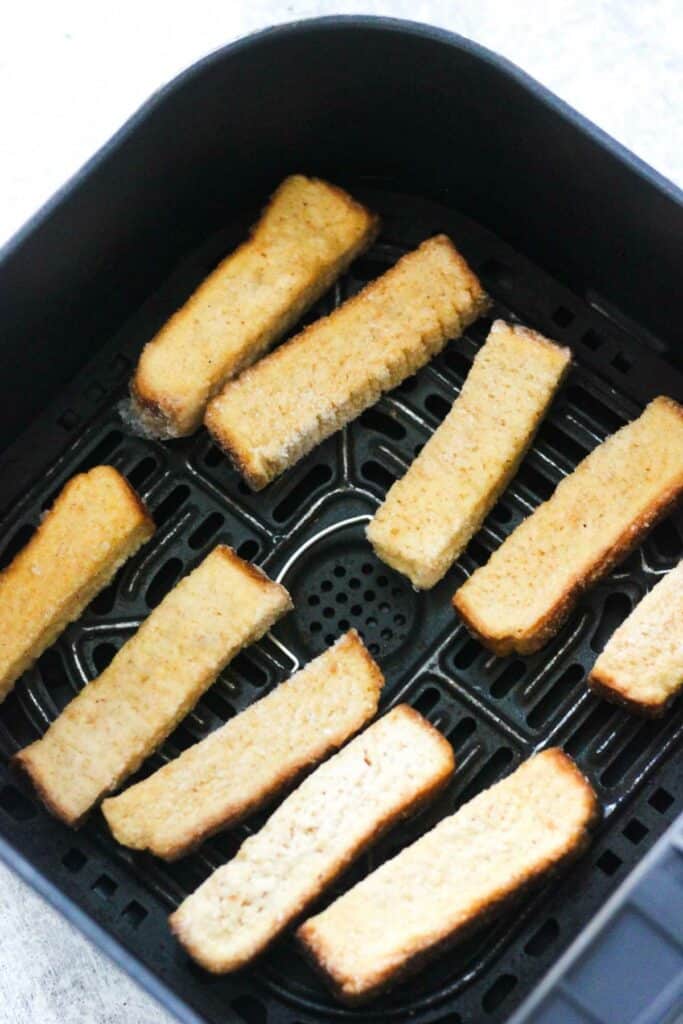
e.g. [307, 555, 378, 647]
[0, 466, 154, 705]
[297, 750, 598, 1005]
[452, 473, 683, 656]
[587, 667, 671, 718]
[132, 176, 380, 439]
[103, 630, 383, 860]
[205, 234, 489, 490]
[168, 705, 455, 973]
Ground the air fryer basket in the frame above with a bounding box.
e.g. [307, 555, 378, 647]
[0, 18, 681, 1024]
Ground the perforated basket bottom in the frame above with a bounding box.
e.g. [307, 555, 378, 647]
[0, 189, 681, 1024]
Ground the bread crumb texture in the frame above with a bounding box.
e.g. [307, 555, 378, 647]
[170, 705, 454, 972]
[131, 175, 378, 436]
[0, 465, 154, 704]
[205, 234, 489, 489]
[298, 748, 597, 1003]
[102, 630, 383, 859]
[590, 559, 683, 714]
[367, 320, 570, 588]
[454, 397, 683, 654]
[14, 546, 291, 826]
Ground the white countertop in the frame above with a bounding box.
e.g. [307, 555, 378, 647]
[1, 2, 681, 1022]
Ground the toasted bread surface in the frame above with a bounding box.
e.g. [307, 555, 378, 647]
[14, 546, 291, 826]
[453, 397, 683, 654]
[205, 235, 489, 489]
[131, 175, 378, 436]
[0, 466, 154, 704]
[367, 320, 571, 588]
[589, 560, 683, 715]
[102, 630, 383, 859]
[169, 705, 455, 973]
[298, 748, 598, 1004]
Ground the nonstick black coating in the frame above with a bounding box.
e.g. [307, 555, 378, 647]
[0, 185, 680, 1024]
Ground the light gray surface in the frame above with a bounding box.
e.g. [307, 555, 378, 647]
[0, 2, 681, 1023]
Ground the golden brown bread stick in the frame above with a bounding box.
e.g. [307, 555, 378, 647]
[131, 175, 378, 436]
[298, 749, 597, 1004]
[589, 559, 683, 715]
[367, 320, 571, 588]
[205, 235, 489, 489]
[454, 397, 683, 654]
[102, 630, 383, 859]
[0, 465, 154, 704]
[15, 546, 292, 826]
[170, 706, 455, 972]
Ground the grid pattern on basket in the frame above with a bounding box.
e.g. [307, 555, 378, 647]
[0, 190, 681, 1024]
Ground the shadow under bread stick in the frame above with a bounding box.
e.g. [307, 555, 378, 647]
[205, 234, 490, 490]
[298, 749, 598, 1005]
[131, 175, 379, 437]
[14, 546, 292, 827]
[367, 320, 571, 588]
[453, 396, 683, 655]
[169, 705, 455, 973]
[0, 465, 154, 705]
[102, 630, 383, 860]
[589, 559, 683, 716]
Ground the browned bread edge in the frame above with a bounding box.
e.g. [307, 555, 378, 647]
[13, 543, 290, 827]
[297, 749, 598, 1005]
[103, 629, 383, 860]
[453, 458, 683, 656]
[131, 177, 379, 438]
[205, 235, 490, 491]
[587, 668, 673, 718]
[0, 466, 154, 705]
[168, 705, 455, 971]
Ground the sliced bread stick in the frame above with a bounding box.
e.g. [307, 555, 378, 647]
[102, 630, 383, 860]
[131, 176, 378, 437]
[0, 466, 154, 704]
[298, 749, 598, 1004]
[367, 320, 571, 588]
[453, 397, 683, 655]
[589, 560, 683, 715]
[205, 235, 489, 490]
[14, 546, 292, 826]
[169, 705, 455, 973]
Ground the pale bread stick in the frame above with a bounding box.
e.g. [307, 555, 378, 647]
[298, 749, 598, 1004]
[589, 560, 683, 715]
[14, 546, 292, 826]
[367, 320, 571, 588]
[102, 630, 383, 860]
[454, 397, 683, 655]
[131, 176, 378, 437]
[205, 235, 489, 490]
[169, 705, 454, 973]
[0, 466, 154, 704]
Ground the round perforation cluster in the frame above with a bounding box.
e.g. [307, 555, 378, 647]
[284, 538, 418, 659]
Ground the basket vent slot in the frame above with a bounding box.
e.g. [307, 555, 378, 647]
[482, 972, 518, 1012]
[525, 918, 559, 957]
[0, 785, 36, 822]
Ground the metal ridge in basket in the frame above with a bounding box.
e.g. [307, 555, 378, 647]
[0, 190, 681, 1024]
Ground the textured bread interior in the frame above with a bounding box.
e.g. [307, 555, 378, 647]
[454, 397, 683, 654]
[102, 630, 383, 860]
[14, 546, 292, 826]
[298, 749, 598, 1004]
[589, 559, 683, 715]
[131, 175, 378, 437]
[0, 465, 154, 704]
[205, 235, 490, 490]
[169, 705, 455, 973]
[367, 320, 571, 588]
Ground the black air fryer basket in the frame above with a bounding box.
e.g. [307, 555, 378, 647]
[0, 17, 681, 1024]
